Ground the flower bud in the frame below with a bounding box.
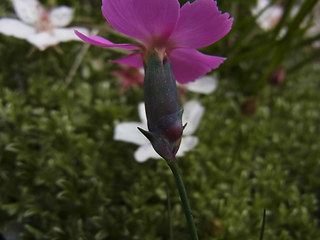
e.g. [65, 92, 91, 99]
[269, 68, 285, 86]
[138, 53, 183, 162]
[240, 97, 259, 116]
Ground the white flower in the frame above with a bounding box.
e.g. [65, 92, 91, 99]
[0, 0, 89, 50]
[306, 1, 320, 48]
[114, 100, 205, 162]
[179, 75, 218, 94]
[251, 0, 283, 31]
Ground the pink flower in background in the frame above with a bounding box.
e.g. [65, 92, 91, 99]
[112, 66, 144, 92]
[75, 0, 233, 83]
[0, 0, 89, 50]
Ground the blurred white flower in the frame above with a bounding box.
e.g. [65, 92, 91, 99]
[315, 1, 320, 26]
[114, 100, 205, 162]
[251, 0, 283, 31]
[307, 24, 320, 48]
[0, 0, 89, 50]
[306, 1, 320, 48]
[178, 75, 218, 94]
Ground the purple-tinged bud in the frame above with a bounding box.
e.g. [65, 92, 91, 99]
[269, 68, 286, 86]
[138, 53, 183, 162]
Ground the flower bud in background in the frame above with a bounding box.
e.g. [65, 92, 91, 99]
[269, 68, 286, 86]
[240, 97, 259, 116]
[138, 53, 183, 162]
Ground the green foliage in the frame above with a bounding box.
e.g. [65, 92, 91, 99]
[0, 0, 320, 239]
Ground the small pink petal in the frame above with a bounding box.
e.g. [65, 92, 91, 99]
[74, 30, 140, 50]
[169, 48, 225, 84]
[170, 0, 233, 49]
[110, 53, 143, 68]
[102, 0, 180, 43]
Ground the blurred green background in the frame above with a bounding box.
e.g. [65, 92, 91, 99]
[0, 0, 320, 239]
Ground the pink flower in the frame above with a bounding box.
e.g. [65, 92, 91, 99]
[112, 66, 144, 92]
[75, 0, 233, 83]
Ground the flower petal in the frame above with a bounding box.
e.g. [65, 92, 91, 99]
[110, 53, 143, 68]
[251, 0, 283, 31]
[12, 0, 42, 24]
[54, 27, 89, 42]
[114, 122, 148, 146]
[182, 100, 205, 135]
[176, 136, 198, 157]
[170, 0, 233, 48]
[169, 48, 226, 83]
[183, 75, 218, 94]
[26, 32, 60, 50]
[74, 30, 140, 50]
[101, 0, 180, 43]
[256, 6, 283, 30]
[251, 0, 269, 16]
[134, 144, 160, 162]
[24, 27, 89, 50]
[50, 6, 74, 27]
[138, 102, 147, 125]
[0, 18, 35, 39]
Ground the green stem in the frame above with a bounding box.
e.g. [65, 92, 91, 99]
[167, 161, 199, 240]
[166, 184, 174, 240]
[259, 209, 266, 240]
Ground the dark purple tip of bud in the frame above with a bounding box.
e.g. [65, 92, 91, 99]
[269, 68, 286, 86]
[139, 53, 184, 162]
[138, 127, 178, 161]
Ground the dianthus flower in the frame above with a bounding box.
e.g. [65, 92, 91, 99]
[75, 0, 233, 83]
